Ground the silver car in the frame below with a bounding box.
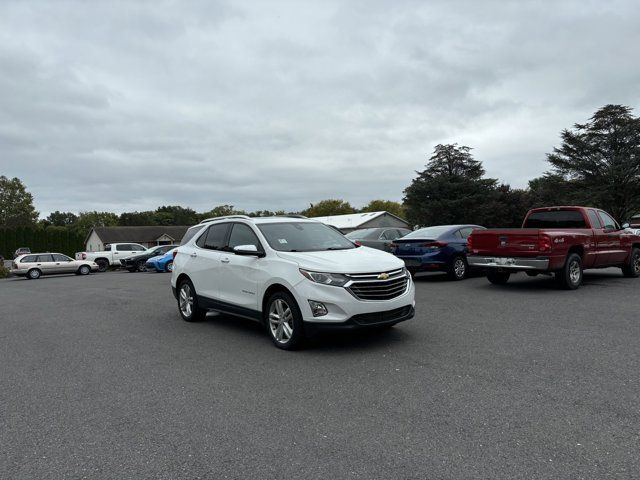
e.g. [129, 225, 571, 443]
[345, 227, 412, 252]
[11, 253, 99, 279]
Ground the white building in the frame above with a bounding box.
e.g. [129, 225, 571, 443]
[84, 226, 189, 252]
[310, 211, 410, 233]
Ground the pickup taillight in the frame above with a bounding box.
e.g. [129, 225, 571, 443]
[538, 234, 552, 252]
[81, 253, 87, 260]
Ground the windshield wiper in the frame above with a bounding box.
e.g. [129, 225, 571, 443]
[325, 247, 353, 251]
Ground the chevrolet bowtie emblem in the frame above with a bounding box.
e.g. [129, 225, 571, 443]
[377, 273, 390, 280]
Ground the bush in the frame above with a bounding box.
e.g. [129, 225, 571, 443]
[0, 265, 11, 279]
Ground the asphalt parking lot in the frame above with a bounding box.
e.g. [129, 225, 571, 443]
[1, 269, 639, 479]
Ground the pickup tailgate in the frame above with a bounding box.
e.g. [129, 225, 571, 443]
[470, 229, 542, 256]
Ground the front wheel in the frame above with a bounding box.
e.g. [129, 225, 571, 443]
[165, 261, 174, 273]
[555, 253, 583, 290]
[265, 292, 305, 350]
[78, 265, 91, 275]
[136, 260, 147, 272]
[621, 248, 640, 278]
[487, 270, 510, 285]
[447, 256, 467, 281]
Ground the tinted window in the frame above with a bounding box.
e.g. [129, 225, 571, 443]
[258, 222, 355, 252]
[403, 226, 453, 239]
[228, 223, 262, 251]
[53, 254, 72, 261]
[182, 226, 205, 245]
[380, 230, 397, 240]
[459, 227, 477, 239]
[203, 223, 230, 250]
[132, 245, 145, 251]
[587, 210, 602, 228]
[523, 211, 586, 228]
[36, 254, 53, 262]
[116, 244, 131, 251]
[345, 228, 379, 239]
[21, 255, 37, 263]
[598, 211, 618, 230]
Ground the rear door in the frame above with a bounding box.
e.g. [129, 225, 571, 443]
[218, 223, 266, 314]
[186, 223, 230, 301]
[35, 254, 55, 274]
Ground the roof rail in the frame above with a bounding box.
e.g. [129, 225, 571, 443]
[198, 215, 252, 224]
[272, 214, 307, 219]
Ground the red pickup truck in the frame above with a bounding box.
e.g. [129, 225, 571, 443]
[467, 206, 640, 289]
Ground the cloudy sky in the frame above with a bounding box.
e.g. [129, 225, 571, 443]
[1, 0, 639, 217]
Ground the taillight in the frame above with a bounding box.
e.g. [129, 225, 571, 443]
[12, 262, 17, 269]
[389, 243, 398, 249]
[173, 250, 178, 260]
[354, 241, 362, 246]
[538, 234, 552, 252]
[421, 241, 447, 249]
[81, 253, 87, 260]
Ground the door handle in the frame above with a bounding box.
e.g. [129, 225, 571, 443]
[221, 257, 230, 263]
[190, 252, 197, 258]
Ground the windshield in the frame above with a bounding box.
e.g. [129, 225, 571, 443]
[345, 229, 378, 239]
[402, 226, 452, 239]
[258, 222, 356, 252]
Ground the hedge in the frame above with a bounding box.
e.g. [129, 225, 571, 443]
[0, 227, 85, 258]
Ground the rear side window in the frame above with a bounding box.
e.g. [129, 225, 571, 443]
[36, 254, 53, 262]
[53, 254, 71, 261]
[523, 211, 587, 228]
[21, 255, 37, 263]
[587, 210, 602, 229]
[201, 223, 230, 251]
[181, 226, 204, 245]
[459, 227, 476, 239]
[228, 223, 263, 251]
[380, 230, 397, 240]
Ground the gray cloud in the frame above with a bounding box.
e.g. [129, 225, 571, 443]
[1, 0, 639, 216]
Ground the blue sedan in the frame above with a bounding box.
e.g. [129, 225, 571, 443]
[145, 248, 177, 273]
[390, 225, 485, 280]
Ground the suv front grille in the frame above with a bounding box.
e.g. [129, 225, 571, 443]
[346, 269, 409, 301]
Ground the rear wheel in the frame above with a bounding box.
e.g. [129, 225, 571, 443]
[95, 259, 109, 272]
[447, 256, 467, 281]
[621, 248, 640, 278]
[555, 253, 583, 290]
[265, 291, 305, 350]
[27, 268, 41, 280]
[177, 279, 206, 322]
[487, 270, 510, 285]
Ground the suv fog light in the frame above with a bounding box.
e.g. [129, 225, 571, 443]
[308, 300, 328, 317]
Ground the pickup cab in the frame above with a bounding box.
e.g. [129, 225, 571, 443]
[75, 243, 146, 272]
[467, 206, 640, 289]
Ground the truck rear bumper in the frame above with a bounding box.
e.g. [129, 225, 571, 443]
[467, 256, 550, 271]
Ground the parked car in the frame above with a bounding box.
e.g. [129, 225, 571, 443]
[171, 215, 415, 350]
[145, 248, 178, 272]
[11, 253, 98, 279]
[75, 243, 146, 272]
[120, 244, 179, 272]
[13, 247, 31, 259]
[467, 206, 640, 289]
[390, 225, 485, 280]
[345, 227, 411, 252]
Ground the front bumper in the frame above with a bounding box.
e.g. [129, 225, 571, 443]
[304, 305, 415, 334]
[467, 256, 550, 271]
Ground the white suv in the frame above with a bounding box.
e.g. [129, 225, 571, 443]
[171, 215, 415, 349]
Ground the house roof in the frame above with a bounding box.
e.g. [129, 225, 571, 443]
[87, 226, 190, 244]
[310, 211, 408, 229]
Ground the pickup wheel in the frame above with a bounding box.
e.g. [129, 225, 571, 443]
[622, 248, 640, 278]
[265, 291, 305, 350]
[95, 259, 109, 272]
[177, 279, 206, 322]
[556, 253, 583, 290]
[487, 270, 510, 285]
[447, 255, 467, 281]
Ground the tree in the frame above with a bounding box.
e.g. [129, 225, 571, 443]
[0, 176, 39, 227]
[527, 173, 579, 208]
[403, 144, 500, 227]
[546, 104, 640, 222]
[199, 205, 247, 221]
[154, 205, 199, 225]
[74, 211, 119, 236]
[360, 200, 406, 219]
[45, 211, 78, 227]
[303, 199, 356, 217]
[119, 211, 157, 226]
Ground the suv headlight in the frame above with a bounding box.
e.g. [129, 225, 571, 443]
[299, 269, 349, 287]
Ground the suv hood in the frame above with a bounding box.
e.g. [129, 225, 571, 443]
[276, 247, 403, 273]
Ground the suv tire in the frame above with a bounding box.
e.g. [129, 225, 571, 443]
[622, 247, 640, 278]
[265, 291, 304, 350]
[177, 279, 206, 322]
[556, 253, 583, 290]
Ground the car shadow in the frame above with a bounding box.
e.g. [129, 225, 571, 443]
[199, 311, 411, 353]
[472, 269, 626, 292]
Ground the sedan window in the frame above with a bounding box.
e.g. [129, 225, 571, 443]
[36, 254, 54, 262]
[53, 254, 72, 261]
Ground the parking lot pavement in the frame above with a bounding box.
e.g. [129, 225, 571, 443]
[1, 270, 639, 479]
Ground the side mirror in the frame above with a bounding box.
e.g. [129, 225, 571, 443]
[622, 223, 630, 229]
[233, 245, 264, 257]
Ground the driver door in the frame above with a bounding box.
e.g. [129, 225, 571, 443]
[598, 211, 625, 264]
